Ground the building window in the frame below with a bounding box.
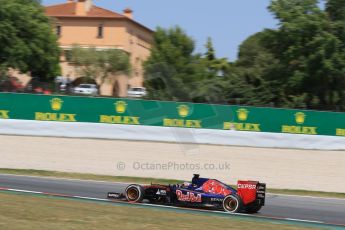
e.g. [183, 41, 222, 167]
[128, 29, 134, 44]
[64, 50, 72, 62]
[97, 25, 103, 38]
[56, 25, 61, 36]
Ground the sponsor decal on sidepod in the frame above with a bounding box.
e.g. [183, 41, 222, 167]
[176, 190, 202, 202]
[237, 184, 257, 189]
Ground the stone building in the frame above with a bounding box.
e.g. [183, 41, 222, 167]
[45, 0, 153, 96]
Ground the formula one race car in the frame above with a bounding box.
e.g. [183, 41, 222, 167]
[107, 174, 266, 213]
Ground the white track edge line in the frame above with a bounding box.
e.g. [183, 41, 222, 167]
[284, 218, 324, 224]
[6, 188, 43, 194]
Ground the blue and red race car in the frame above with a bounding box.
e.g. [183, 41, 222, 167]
[107, 174, 266, 213]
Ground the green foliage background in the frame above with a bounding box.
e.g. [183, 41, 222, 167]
[144, 0, 345, 111]
[67, 45, 131, 83]
[0, 0, 60, 80]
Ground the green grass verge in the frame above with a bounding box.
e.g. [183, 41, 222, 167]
[1, 168, 344, 199]
[0, 192, 315, 230]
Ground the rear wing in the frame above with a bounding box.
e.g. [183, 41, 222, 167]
[256, 183, 266, 205]
[237, 181, 266, 205]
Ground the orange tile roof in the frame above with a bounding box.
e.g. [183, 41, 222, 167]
[45, 2, 125, 18]
[88, 6, 124, 18]
[44, 1, 153, 33]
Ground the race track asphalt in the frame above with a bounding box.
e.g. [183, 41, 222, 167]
[0, 174, 344, 227]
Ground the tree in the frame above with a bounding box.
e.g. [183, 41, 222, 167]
[203, 37, 229, 75]
[68, 46, 131, 86]
[205, 37, 216, 61]
[265, 0, 345, 110]
[144, 26, 203, 101]
[326, 0, 345, 21]
[326, 0, 345, 49]
[144, 27, 230, 103]
[0, 0, 60, 80]
[229, 31, 279, 107]
[188, 38, 230, 103]
[231, 0, 345, 110]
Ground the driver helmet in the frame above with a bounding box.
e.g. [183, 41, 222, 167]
[183, 182, 191, 187]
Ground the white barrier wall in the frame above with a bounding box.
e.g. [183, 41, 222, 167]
[1, 119, 344, 150]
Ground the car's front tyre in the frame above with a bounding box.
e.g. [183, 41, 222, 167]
[125, 184, 145, 203]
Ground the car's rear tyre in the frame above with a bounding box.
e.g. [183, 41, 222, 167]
[244, 200, 263, 213]
[125, 184, 144, 203]
[223, 195, 242, 213]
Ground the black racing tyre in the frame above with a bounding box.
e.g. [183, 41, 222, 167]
[223, 194, 243, 213]
[125, 184, 145, 203]
[244, 200, 263, 213]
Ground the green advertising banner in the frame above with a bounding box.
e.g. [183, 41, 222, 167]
[0, 93, 344, 137]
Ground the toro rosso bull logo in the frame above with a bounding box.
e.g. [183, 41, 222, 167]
[176, 190, 202, 202]
[202, 180, 231, 196]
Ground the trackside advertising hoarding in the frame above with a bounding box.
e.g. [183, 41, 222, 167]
[0, 93, 344, 137]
